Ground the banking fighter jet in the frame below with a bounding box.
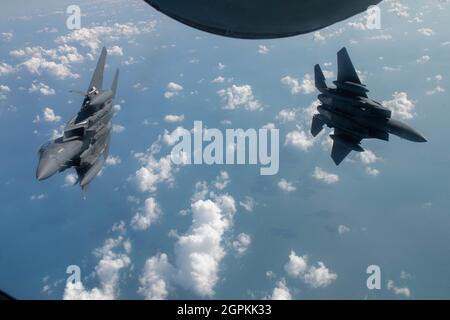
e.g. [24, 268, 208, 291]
[312, 47, 427, 165]
[36, 47, 119, 190]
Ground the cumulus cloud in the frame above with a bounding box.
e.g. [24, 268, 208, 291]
[0, 62, 15, 76]
[284, 251, 337, 288]
[139, 194, 237, 299]
[130, 197, 161, 231]
[164, 114, 184, 123]
[213, 171, 230, 190]
[417, 28, 434, 36]
[284, 251, 308, 277]
[217, 84, 262, 111]
[105, 155, 121, 166]
[303, 262, 338, 288]
[11, 45, 84, 79]
[281, 74, 315, 95]
[164, 82, 183, 99]
[112, 124, 125, 133]
[0, 84, 10, 100]
[338, 225, 350, 235]
[269, 279, 292, 300]
[382, 92, 416, 120]
[64, 173, 78, 186]
[34, 107, 61, 123]
[284, 130, 315, 151]
[387, 280, 411, 298]
[416, 55, 430, 64]
[312, 167, 339, 184]
[63, 236, 131, 300]
[134, 151, 174, 193]
[258, 45, 269, 54]
[138, 253, 174, 300]
[278, 179, 296, 193]
[239, 196, 255, 212]
[232, 233, 252, 256]
[107, 45, 124, 56]
[276, 108, 297, 123]
[56, 21, 156, 53]
[29, 82, 55, 96]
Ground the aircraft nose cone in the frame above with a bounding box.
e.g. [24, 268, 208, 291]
[36, 157, 59, 180]
[408, 130, 427, 143]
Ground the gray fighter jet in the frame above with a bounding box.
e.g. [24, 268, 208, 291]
[144, 0, 381, 39]
[312, 47, 427, 165]
[36, 47, 119, 190]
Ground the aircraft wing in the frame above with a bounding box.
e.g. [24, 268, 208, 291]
[88, 47, 107, 91]
[337, 47, 361, 85]
[330, 129, 363, 165]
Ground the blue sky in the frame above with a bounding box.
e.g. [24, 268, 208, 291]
[1, 0, 450, 299]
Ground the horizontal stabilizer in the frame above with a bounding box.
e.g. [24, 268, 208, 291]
[330, 129, 364, 165]
[311, 114, 325, 137]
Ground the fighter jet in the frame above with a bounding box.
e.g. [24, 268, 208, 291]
[311, 47, 427, 165]
[144, 0, 381, 39]
[36, 47, 119, 190]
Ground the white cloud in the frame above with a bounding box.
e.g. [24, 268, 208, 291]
[29, 82, 55, 95]
[1, 32, 13, 41]
[232, 233, 251, 256]
[0, 84, 10, 100]
[131, 197, 162, 231]
[30, 194, 46, 201]
[359, 150, 380, 165]
[63, 236, 131, 300]
[134, 153, 174, 193]
[64, 173, 78, 186]
[105, 155, 121, 166]
[284, 130, 315, 151]
[258, 45, 269, 54]
[338, 225, 350, 235]
[164, 82, 183, 99]
[278, 179, 296, 193]
[217, 84, 262, 111]
[365, 167, 380, 177]
[270, 279, 292, 300]
[164, 114, 184, 123]
[138, 253, 174, 300]
[112, 124, 125, 133]
[303, 262, 338, 288]
[0, 62, 14, 76]
[387, 280, 411, 298]
[281, 74, 315, 95]
[416, 55, 430, 64]
[211, 76, 225, 83]
[426, 86, 445, 96]
[239, 196, 255, 212]
[213, 171, 230, 190]
[56, 21, 156, 53]
[312, 167, 339, 184]
[417, 28, 434, 37]
[284, 251, 308, 278]
[107, 45, 124, 56]
[36, 107, 61, 123]
[276, 108, 297, 123]
[382, 92, 416, 120]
